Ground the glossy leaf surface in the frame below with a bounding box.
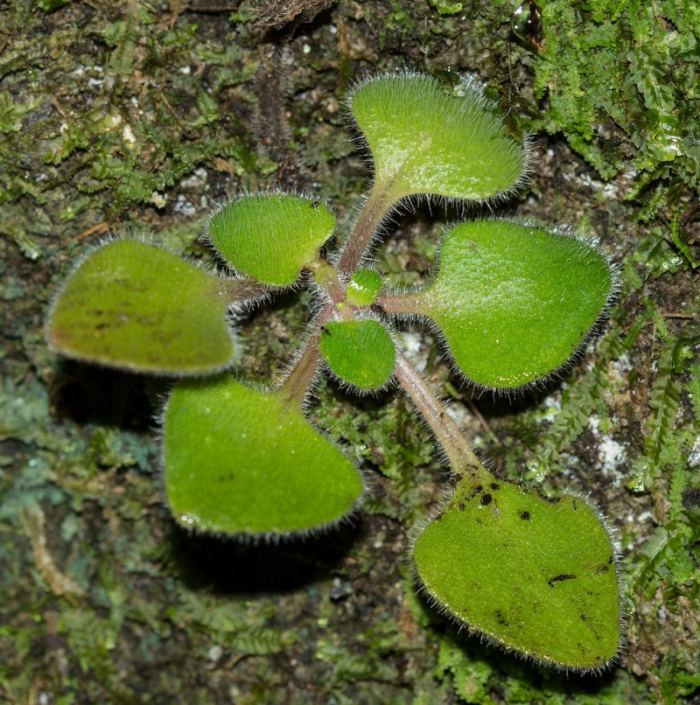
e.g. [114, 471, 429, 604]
[351, 73, 526, 202]
[209, 194, 336, 286]
[48, 240, 236, 374]
[413, 473, 621, 670]
[413, 220, 612, 388]
[164, 376, 364, 536]
[319, 319, 395, 391]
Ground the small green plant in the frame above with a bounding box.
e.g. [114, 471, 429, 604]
[47, 73, 621, 671]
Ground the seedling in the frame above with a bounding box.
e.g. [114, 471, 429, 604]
[47, 73, 621, 671]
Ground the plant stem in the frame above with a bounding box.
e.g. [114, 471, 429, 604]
[308, 260, 358, 321]
[277, 303, 335, 408]
[376, 292, 425, 315]
[394, 352, 485, 479]
[337, 182, 395, 277]
[220, 277, 269, 302]
[308, 259, 347, 307]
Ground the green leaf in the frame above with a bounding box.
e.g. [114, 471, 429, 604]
[319, 319, 396, 391]
[411, 220, 613, 389]
[346, 268, 382, 307]
[48, 240, 237, 374]
[413, 472, 621, 670]
[350, 73, 526, 202]
[209, 194, 336, 286]
[163, 376, 364, 537]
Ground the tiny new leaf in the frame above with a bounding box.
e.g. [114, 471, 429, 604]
[48, 239, 237, 374]
[410, 220, 613, 389]
[163, 376, 364, 536]
[347, 268, 383, 307]
[319, 319, 396, 391]
[413, 473, 621, 670]
[209, 194, 336, 286]
[350, 73, 526, 202]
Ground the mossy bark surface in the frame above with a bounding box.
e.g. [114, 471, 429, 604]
[1, 1, 697, 704]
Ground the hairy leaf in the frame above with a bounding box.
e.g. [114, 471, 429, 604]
[47, 240, 237, 374]
[320, 319, 396, 391]
[413, 473, 621, 670]
[350, 73, 526, 202]
[209, 194, 336, 286]
[163, 376, 364, 536]
[410, 220, 613, 389]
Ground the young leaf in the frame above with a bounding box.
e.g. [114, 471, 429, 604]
[163, 376, 364, 537]
[209, 194, 336, 286]
[350, 73, 526, 202]
[408, 220, 613, 389]
[319, 319, 396, 391]
[413, 473, 621, 670]
[346, 268, 382, 307]
[47, 240, 238, 374]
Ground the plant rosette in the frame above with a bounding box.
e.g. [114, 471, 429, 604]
[47, 72, 621, 671]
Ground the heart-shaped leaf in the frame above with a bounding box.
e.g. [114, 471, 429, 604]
[163, 376, 364, 537]
[209, 194, 336, 286]
[409, 220, 613, 389]
[413, 473, 621, 670]
[48, 239, 238, 374]
[319, 319, 396, 391]
[350, 73, 526, 202]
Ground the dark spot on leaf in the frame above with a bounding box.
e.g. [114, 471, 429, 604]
[545, 495, 561, 504]
[580, 614, 587, 621]
[321, 325, 330, 335]
[572, 499, 578, 510]
[608, 554, 614, 564]
[595, 563, 610, 575]
[520, 511, 531, 521]
[494, 609, 508, 626]
[480, 494, 492, 506]
[471, 484, 483, 497]
[311, 201, 320, 209]
[458, 502, 465, 512]
[547, 573, 576, 587]
[490, 482, 500, 490]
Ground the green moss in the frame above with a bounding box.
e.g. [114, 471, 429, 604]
[531, 1, 699, 201]
[428, 0, 463, 16]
